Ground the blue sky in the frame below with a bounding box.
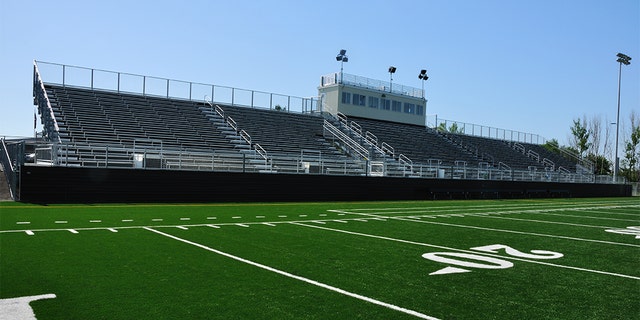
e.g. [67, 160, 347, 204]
[1, 0, 638, 145]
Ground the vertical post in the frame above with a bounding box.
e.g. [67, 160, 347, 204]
[211, 85, 214, 103]
[117, 73, 121, 93]
[166, 79, 170, 98]
[91, 69, 94, 90]
[189, 82, 192, 101]
[62, 65, 66, 87]
[287, 96, 291, 112]
[143, 76, 146, 96]
[614, 61, 622, 182]
[231, 88, 235, 106]
[270, 93, 273, 110]
[251, 91, 254, 108]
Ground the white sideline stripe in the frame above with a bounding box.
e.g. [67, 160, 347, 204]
[25, 230, 34, 235]
[108, 228, 118, 233]
[263, 223, 276, 227]
[68, 229, 79, 234]
[177, 226, 189, 230]
[16, 221, 30, 225]
[207, 225, 220, 229]
[144, 227, 440, 320]
[291, 222, 640, 280]
[236, 224, 249, 228]
[333, 220, 348, 223]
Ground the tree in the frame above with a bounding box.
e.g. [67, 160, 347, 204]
[569, 117, 591, 158]
[437, 122, 463, 134]
[620, 111, 639, 182]
[587, 154, 612, 175]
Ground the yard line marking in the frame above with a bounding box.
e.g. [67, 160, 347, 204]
[206, 217, 217, 220]
[470, 214, 614, 229]
[263, 223, 276, 227]
[312, 221, 326, 224]
[256, 215, 265, 218]
[25, 230, 34, 236]
[291, 222, 640, 280]
[16, 221, 30, 225]
[232, 216, 242, 219]
[176, 226, 189, 230]
[122, 219, 133, 222]
[68, 229, 79, 234]
[333, 220, 348, 223]
[107, 228, 118, 233]
[236, 224, 249, 228]
[299, 215, 308, 217]
[533, 212, 640, 222]
[90, 220, 102, 223]
[55, 221, 67, 224]
[180, 218, 191, 221]
[345, 211, 640, 248]
[144, 227, 440, 320]
[152, 219, 164, 222]
[319, 214, 328, 217]
[278, 215, 288, 218]
[207, 225, 220, 229]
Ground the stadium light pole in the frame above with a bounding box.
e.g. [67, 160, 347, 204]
[418, 69, 429, 99]
[388, 66, 396, 92]
[336, 49, 348, 84]
[614, 52, 631, 182]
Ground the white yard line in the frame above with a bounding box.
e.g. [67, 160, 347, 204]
[144, 227, 440, 320]
[382, 213, 639, 248]
[290, 222, 640, 280]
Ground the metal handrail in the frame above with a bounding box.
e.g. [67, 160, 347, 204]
[34, 61, 319, 114]
[33, 61, 62, 143]
[227, 117, 238, 132]
[381, 142, 394, 156]
[255, 144, 268, 161]
[240, 130, 251, 145]
[323, 120, 369, 160]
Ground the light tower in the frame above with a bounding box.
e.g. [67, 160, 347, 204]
[336, 49, 348, 84]
[388, 66, 396, 92]
[418, 69, 429, 99]
[614, 52, 631, 181]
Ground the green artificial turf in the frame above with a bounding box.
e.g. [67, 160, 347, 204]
[1, 198, 638, 319]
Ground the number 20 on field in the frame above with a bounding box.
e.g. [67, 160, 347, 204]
[423, 244, 564, 276]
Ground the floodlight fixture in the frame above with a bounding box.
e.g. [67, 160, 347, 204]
[418, 69, 429, 98]
[614, 52, 632, 181]
[336, 49, 349, 83]
[616, 53, 631, 65]
[388, 66, 397, 92]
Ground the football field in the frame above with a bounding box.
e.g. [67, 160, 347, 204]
[1, 198, 638, 319]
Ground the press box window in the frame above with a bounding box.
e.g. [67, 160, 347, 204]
[353, 93, 366, 106]
[368, 97, 379, 109]
[416, 105, 424, 115]
[341, 92, 351, 104]
[381, 98, 391, 110]
[392, 100, 402, 112]
[404, 103, 415, 114]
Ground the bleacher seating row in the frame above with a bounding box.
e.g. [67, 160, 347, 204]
[41, 85, 576, 174]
